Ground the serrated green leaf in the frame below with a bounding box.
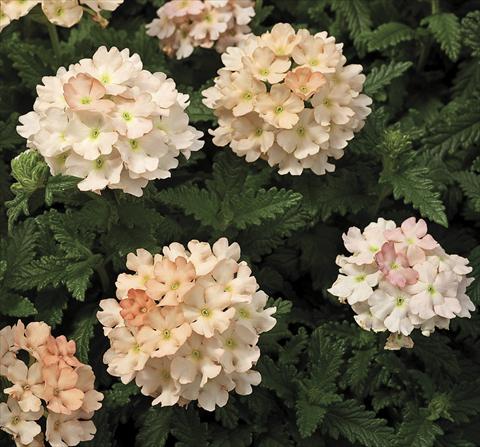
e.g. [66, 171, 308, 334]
[422, 13, 461, 61]
[136, 407, 172, 447]
[364, 61, 413, 97]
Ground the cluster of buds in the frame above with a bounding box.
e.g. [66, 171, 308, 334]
[146, 0, 255, 60]
[328, 217, 475, 349]
[0, 320, 103, 447]
[17, 46, 203, 196]
[0, 0, 123, 31]
[97, 238, 276, 411]
[202, 23, 372, 175]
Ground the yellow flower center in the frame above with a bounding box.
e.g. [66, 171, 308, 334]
[80, 97, 91, 105]
[162, 329, 171, 339]
[225, 338, 236, 349]
[427, 285, 436, 295]
[296, 126, 306, 137]
[11, 416, 20, 425]
[309, 58, 319, 67]
[191, 349, 201, 360]
[255, 128, 263, 137]
[122, 111, 133, 122]
[129, 139, 140, 151]
[100, 74, 110, 84]
[243, 91, 253, 101]
[94, 157, 105, 170]
[260, 68, 270, 77]
[90, 128, 100, 140]
[395, 296, 405, 307]
[55, 7, 63, 16]
[355, 274, 366, 283]
[274, 105, 284, 115]
[201, 308, 211, 317]
[238, 308, 250, 319]
[170, 281, 180, 290]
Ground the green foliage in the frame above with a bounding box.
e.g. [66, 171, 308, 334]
[1, 1, 479, 447]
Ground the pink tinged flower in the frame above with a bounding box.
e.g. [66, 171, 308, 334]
[163, 0, 204, 18]
[41, 335, 82, 369]
[63, 74, 114, 113]
[230, 113, 275, 161]
[115, 249, 156, 298]
[292, 34, 341, 73]
[218, 324, 260, 373]
[42, 0, 84, 28]
[146, 256, 196, 305]
[328, 262, 380, 305]
[182, 284, 236, 337]
[42, 366, 85, 415]
[220, 71, 266, 117]
[277, 109, 329, 159]
[67, 113, 118, 160]
[375, 242, 418, 288]
[75, 366, 104, 413]
[234, 290, 276, 335]
[45, 412, 96, 447]
[406, 261, 461, 320]
[112, 95, 155, 139]
[243, 47, 291, 84]
[147, 308, 192, 358]
[119, 289, 156, 327]
[311, 85, 355, 126]
[212, 237, 241, 262]
[64, 151, 123, 193]
[106, 326, 158, 378]
[170, 334, 223, 387]
[256, 84, 304, 129]
[230, 370, 261, 395]
[135, 357, 180, 407]
[368, 284, 414, 336]
[96, 298, 124, 335]
[191, 8, 229, 41]
[13, 321, 51, 358]
[285, 67, 327, 100]
[187, 241, 219, 276]
[0, 398, 42, 445]
[261, 23, 302, 56]
[4, 360, 44, 412]
[384, 333, 414, 350]
[351, 302, 386, 333]
[33, 108, 71, 158]
[211, 259, 258, 304]
[385, 217, 438, 265]
[0, 326, 16, 376]
[195, 372, 235, 411]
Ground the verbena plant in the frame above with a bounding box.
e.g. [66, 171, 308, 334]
[1, 0, 479, 446]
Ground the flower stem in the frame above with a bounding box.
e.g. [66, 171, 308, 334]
[47, 22, 61, 63]
[431, 0, 440, 14]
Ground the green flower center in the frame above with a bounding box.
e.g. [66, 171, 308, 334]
[100, 74, 110, 84]
[11, 416, 20, 425]
[255, 128, 263, 136]
[80, 97, 91, 105]
[122, 111, 133, 122]
[309, 59, 319, 67]
[94, 157, 105, 169]
[238, 308, 250, 319]
[129, 139, 140, 151]
[355, 274, 366, 283]
[296, 126, 306, 136]
[191, 349, 201, 360]
[427, 285, 436, 295]
[395, 296, 405, 307]
[170, 281, 180, 290]
[90, 128, 100, 140]
[162, 329, 171, 339]
[201, 308, 211, 317]
[243, 91, 253, 100]
[225, 338, 236, 349]
[274, 105, 284, 115]
[260, 68, 270, 76]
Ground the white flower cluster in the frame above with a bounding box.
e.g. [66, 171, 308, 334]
[328, 217, 475, 350]
[202, 23, 372, 175]
[17, 46, 204, 196]
[0, 0, 123, 32]
[0, 321, 103, 447]
[146, 0, 255, 60]
[97, 238, 277, 411]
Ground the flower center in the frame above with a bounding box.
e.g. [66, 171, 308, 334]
[225, 338, 236, 349]
[55, 7, 63, 16]
[299, 85, 309, 93]
[170, 281, 180, 290]
[205, 13, 213, 23]
[323, 98, 330, 106]
[201, 308, 211, 317]
[395, 296, 405, 307]
[90, 128, 100, 139]
[133, 343, 141, 353]
[53, 388, 60, 397]
[369, 245, 379, 253]
[427, 284, 436, 295]
[255, 128, 263, 136]
[191, 349, 201, 360]
[259, 68, 270, 77]
[80, 96, 92, 105]
[11, 416, 20, 425]
[140, 307, 148, 313]
[100, 74, 110, 84]
[243, 91, 253, 100]
[162, 329, 171, 339]
[296, 126, 306, 136]
[355, 274, 366, 283]
[390, 262, 399, 270]
[274, 105, 284, 115]
[309, 58, 319, 67]
[23, 384, 31, 391]
[122, 111, 133, 122]
[238, 308, 250, 319]
[406, 237, 415, 245]
[224, 285, 232, 293]
[94, 157, 105, 169]
[161, 369, 170, 380]
[129, 139, 140, 150]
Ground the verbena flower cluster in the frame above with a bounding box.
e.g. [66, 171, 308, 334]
[16, 46, 204, 197]
[97, 238, 277, 411]
[202, 23, 372, 175]
[0, 321, 103, 447]
[328, 217, 475, 350]
[146, 0, 255, 60]
[0, 0, 124, 31]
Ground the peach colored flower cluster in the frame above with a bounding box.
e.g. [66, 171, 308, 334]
[16, 46, 204, 196]
[328, 217, 475, 350]
[0, 0, 123, 32]
[97, 237, 276, 411]
[0, 320, 103, 447]
[202, 23, 372, 175]
[146, 0, 255, 60]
